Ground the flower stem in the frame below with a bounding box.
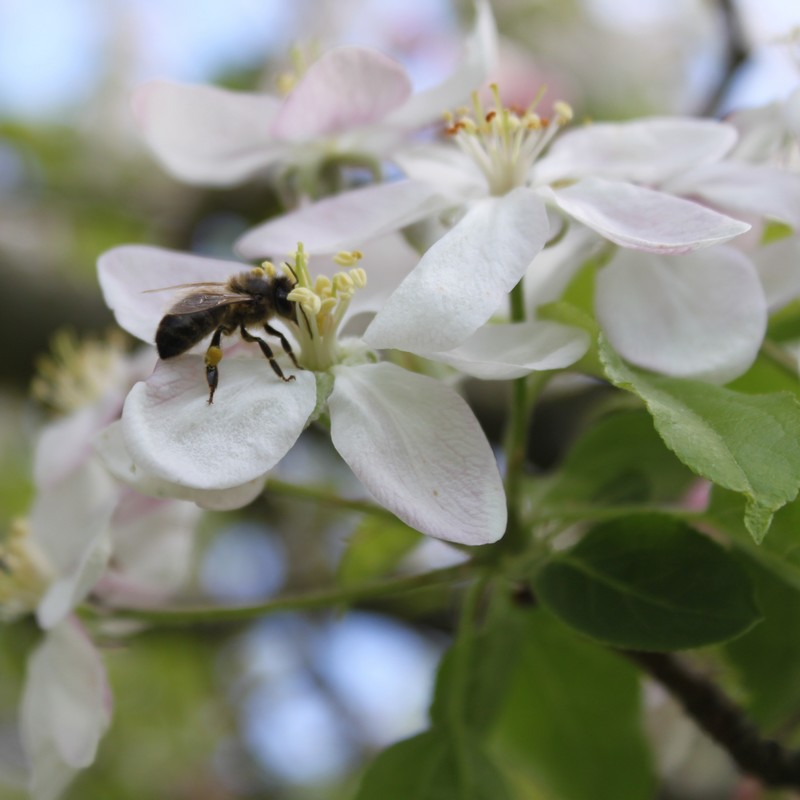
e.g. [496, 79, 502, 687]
[89, 564, 473, 626]
[502, 279, 543, 553]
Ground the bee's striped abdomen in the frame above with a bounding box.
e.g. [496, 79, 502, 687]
[156, 307, 228, 359]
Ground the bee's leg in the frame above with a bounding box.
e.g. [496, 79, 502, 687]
[264, 323, 302, 370]
[205, 327, 226, 404]
[241, 325, 295, 382]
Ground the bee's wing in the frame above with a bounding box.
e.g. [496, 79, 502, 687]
[143, 281, 228, 294]
[165, 291, 253, 315]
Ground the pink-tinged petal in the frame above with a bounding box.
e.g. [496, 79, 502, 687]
[751, 235, 800, 310]
[101, 489, 198, 604]
[235, 180, 451, 258]
[430, 320, 590, 379]
[596, 247, 766, 383]
[364, 188, 549, 352]
[549, 178, 750, 253]
[385, 0, 498, 129]
[329, 362, 506, 544]
[98, 245, 242, 344]
[132, 80, 286, 185]
[30, 458, 118, 628]
[121, 357, 316, 490]
[271, 47, 411, 139]
[21, 620, 111, 800]
[94, 421, 266, 510]
[665, 161, 800, 228]
[728, 99, 788, 161]
[393, 143, 487, 198]
[535, 117, 737, 185]
[524, 223, 603, 310]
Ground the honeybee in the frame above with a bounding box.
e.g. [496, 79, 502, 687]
[153, 267, 301, 404]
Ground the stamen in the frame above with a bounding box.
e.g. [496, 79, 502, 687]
[32, 329, 128, 414]
[261, 260, 278, 278]
[280, 242, 369, 373]
[0, 520, 53, 621]
[442, 84, 573, 197]
[333, 250, 363, 267]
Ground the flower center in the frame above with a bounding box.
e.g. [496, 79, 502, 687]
[32, 329, 128, 414]
[263, 243, 367, 373]
[445, 84, 573, 196]
[0, 520, 53, 621]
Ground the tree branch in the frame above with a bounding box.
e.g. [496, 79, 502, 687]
[626, 650, 800, 788]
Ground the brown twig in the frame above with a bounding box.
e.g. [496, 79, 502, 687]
[626, 650, 800, 788]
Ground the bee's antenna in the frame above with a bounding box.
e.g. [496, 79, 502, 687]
[283, 261, 299, 284]
[298, 305, 313, 336]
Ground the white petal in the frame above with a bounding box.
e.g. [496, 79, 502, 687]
[596, 246, 767, 383]
[535, 117, 737, 185]
[98, 245, 242, 344]
[393, 143, 487, 198]
[329, 363, 506, 544]
[33, 406, 108, 489]
[364, 188, 549, 352]
[271, 47, 411, 139]
[30, 457, 118, 628]
[430, 321, 590, 379]
[235, 180, 451, 258]
[549, 178, 751, 253]
[728, 99, 788, 161]
[132, 80, 286, 185]
[20, 621, 111, 800]
[524, 223, 603, 310]
[665, 161, 800, 228]
[94, 421, 265, 510]
[122, 357, 316, 490]
[103, 489, 199, 602]
[751, 234, 800, 310]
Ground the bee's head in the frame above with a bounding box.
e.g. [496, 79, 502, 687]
[272, 274, 297, 320]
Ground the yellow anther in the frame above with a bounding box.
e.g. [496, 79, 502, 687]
[289, 287, 322, 315]
[261, 261, 277, 278]
[205, 346, 223, 368]
[554, 101, 574, 124]
[333, 250, 363, 267]
[349, 267, 367, 288]
[333, 272, 354, 293]
[251, 266, 267, 278]
[314, 275, 333, 296]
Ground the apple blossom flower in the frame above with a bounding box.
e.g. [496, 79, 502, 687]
[132, 0, 496, 188]
[20, 620, 112, 800]
[0, 330, 213, 629]
[521, 224, 769, 384]
[237, 92, 753, 357]
[97, 242, 508, 545]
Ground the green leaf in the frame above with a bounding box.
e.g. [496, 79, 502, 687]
[728, 352, 800, 399]
[706, 488, 800, 591]
[600, 337, 800, 542]
[430, 608, 529, 733]
[336, 517, 422, 587]
[354, 730, 510, 800]
[491, 610, 654, 800]
[724, 555, 800, 732]
[534, 514, 761, 650]
[542, 409, 694, 507]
